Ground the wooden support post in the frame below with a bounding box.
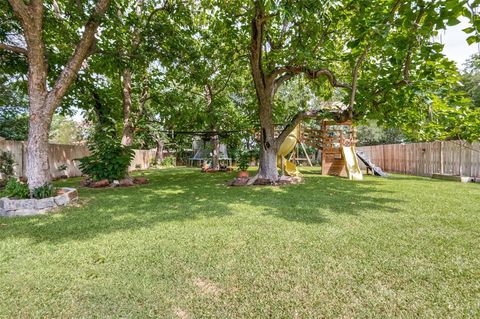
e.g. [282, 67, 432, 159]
[300, 142, 313, 167]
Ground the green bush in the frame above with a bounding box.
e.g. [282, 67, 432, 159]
[1, 178, 29, 199]
[79, 133, 135, 182]
[238, 153, 250, 171]
[0, 151, 15, 179]
[31, 183, 55, 199]
[161, 156, 176, 167]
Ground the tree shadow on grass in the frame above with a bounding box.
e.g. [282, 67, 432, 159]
[0, 168, 404, 244]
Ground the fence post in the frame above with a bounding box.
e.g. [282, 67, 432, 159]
[440, 141, 444, 175]
[459, 141, 463, 177]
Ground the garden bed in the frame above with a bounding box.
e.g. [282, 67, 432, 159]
[0, 187, 78, 217]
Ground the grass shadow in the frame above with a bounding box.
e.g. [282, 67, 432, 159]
[0, 167, 405, 243]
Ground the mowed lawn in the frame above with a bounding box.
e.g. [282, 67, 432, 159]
[1, 168, 479, 318]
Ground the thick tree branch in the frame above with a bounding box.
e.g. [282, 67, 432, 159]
[394, 4, 426, 87]
[250, 1, 267, 91]
[6, 0, 29, 23]
[0, 42, 27, 55]
[271, 65, 351, 91]
[145, 1, 170, 30]
[46, 0, 111, 113]
[211, 67, 235, 97]
[348, 46, 370, 115]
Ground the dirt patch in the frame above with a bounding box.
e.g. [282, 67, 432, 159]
[193, 277, 222, 297]
[173, 307, 190, 319]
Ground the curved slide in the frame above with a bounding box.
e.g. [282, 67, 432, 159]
[342, 146, 363, 180]
[277, 125, 301, 177]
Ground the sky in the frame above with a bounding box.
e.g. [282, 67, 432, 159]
[442, 16, 479, 69]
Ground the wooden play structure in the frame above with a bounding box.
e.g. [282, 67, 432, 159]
[303, 120, 357, 177]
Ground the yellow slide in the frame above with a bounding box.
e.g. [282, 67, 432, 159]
[277, 125, 301, 177]
[342, 146, 363, 180]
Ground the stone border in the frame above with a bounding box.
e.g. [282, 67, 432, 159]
[0, 188, 78, 217]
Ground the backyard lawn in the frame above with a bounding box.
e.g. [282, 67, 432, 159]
[1, 168, 479, 318]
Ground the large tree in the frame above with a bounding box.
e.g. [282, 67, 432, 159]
[240, 0, 478, 182]
[1, 0, 111, 190]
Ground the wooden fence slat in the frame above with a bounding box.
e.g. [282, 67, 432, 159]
[0, 140, 156, 179]
[357, 140, 480, 178]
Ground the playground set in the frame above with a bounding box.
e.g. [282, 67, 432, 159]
[276, 119, 386, 180]
[184, 119, 386, 180]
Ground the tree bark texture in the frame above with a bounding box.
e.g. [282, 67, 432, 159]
[205, 84, 220, 170]
[121, 69, 135, 146]
[155, 138, 164, 163]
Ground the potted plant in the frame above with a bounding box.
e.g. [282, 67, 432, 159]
[237, 154, 250, 178]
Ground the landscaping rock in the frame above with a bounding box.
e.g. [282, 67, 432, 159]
[133, 177, 148, 185]
[92, 179, 110, 188]
[35, 197, 55, 209]
[277, 176, 302, 185]
[1, 198, 35, 210]
[66, 189, 78, 201]
[253, 178, 274, 186]
[54, 194, 69, 206]
[0, 187, 78, 217]
[119, 178, 135, 187]
[227, 177, 249, 186]
[12, 209, 43, 216]
[80, 178, 92, 187]
[111, 180, 120, 187]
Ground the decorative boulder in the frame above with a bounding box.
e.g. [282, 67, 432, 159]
[91, 179, 110, 188]
[119, 178, 135, 187]
[80, 178, 92, 187]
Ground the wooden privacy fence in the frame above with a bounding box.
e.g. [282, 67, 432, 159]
[357, 140, 480, 178]
[0, 139, 157, 179]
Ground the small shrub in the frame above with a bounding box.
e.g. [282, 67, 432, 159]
[238, 153, 250, 171]
[31, 183, 55, 199]
[161, 156, 176, 167]
[0, 151, 15, 179]
[79, 132, 135, 182]
[1, 178, 29, 199]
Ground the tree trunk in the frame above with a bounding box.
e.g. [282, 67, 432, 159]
[5, 0, 111, 190]
[155, 138, 164, 163]
[204, 84, 220, 170]
[211, 132, 220, 170]
[121, 69, 134, 146]
[248, 4, 280, 182]
[26, 100, 52, 189]
[256, 96, 279, 181]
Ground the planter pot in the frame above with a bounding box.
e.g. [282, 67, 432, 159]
[238, 171, 249, 178]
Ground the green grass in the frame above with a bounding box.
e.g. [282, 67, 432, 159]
[1, 167, 479, 318]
